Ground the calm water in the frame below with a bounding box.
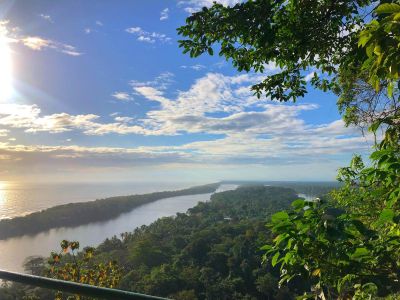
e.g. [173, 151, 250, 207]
[0, 184, 237, 273]
[0, 181, 201, 219]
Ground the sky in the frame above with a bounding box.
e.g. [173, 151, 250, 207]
[0, 0, 373, 183]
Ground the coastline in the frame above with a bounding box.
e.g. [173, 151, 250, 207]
[0, 183, 220, 240]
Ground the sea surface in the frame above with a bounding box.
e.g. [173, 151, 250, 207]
[0, 183, 237, 273]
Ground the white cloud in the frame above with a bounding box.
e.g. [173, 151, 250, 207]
[160, 8, 169, 21]
[130, 71, 174, 90]
[177, 0, 244, 13]
[0, 142, 189, 177]
[21, 37, 50, 50]
[0, 104, 149, 136]
[85, 20, 103, 34]
[181, 64, 206, 71]
[0, 71, 372, 173]
[1, 21, 82, 56]
[125, 72, 372, 162]
[304, 72, 316, 82]
[114, 116, 134, 123]
[125, 27, 142, 34]
[111, 92, 133, 102]
[0, 129, 9, 137]
[125, 26, 171, 44]
[39, 14, 53, 23]
[134, 86, 169, 104]
[20, 36, 81, 56]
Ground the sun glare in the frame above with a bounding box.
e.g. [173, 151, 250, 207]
[0, 29, 13, 102]
[0, 181, 7, 207]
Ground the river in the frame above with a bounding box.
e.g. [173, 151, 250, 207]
[0, 184, 237, 273]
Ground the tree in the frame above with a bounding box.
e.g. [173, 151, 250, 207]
[178, 0, 368, 100]
[178, 0, 400, 298]
[47, 240, 122, 300]
[177, 0, 399, 128]
[23, 256, 46, 276]
[256, 273, 279, 299]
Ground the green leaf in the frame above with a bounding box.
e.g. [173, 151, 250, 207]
[260, 244, 272, 251]
[368, 120, 382, 133]
[358, 32, 372, 47]
[291, 199, 305, 209]
[370, 149, 389, 160]
[271, 211, 289, 223]
[351, 247, 369, 259]
[378, 208, 395, 224]
[61, 240, 69, 250]
[271, 251, 280, 267]
[387, 81, 394, 98]
[375, 3, 400, 14]
[373, 45, 382, 56]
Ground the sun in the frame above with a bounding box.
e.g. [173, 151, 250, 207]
[0, 27, 13, 102]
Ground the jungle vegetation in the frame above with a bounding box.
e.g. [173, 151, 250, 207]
[0, 186, 306, 299]
[1, 0, 399, 298]
[177, 0, 400, 298]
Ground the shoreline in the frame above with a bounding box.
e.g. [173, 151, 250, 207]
[0, 183, 220, 240]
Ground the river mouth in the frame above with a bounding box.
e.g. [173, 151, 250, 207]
[0, 184, 237, 273]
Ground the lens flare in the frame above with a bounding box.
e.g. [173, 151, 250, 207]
[0, 26, 13, 102]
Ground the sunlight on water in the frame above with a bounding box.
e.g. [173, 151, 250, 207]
[0, 181, 35, 219]
[0, 184, 237, 273]
[0, 181, 199, 220]
[0, 181, 6, 204]
[0, 181, 13, 219]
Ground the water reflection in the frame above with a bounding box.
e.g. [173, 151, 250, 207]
[0, 181, 6, 205]
[0, 184, 237, 273]
[0, 181, 199, 220]
[0, 181, 11, 218]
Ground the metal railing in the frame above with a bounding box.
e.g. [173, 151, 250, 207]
[0, 270, 169, 300]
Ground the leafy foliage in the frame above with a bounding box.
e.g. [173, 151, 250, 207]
[359, 2, 400, 92]
[263, 5, 400, 291]
[47, 240, 122, 300]
[177, 0, 371, 102]
[265, 117, 399, 298]
[115, 186, 302, 299]
[1, 186, 311, 299]
[338, 1, 400, 128]
[179, 0, 400, 298]
[263, 5, 400, 290]
[178, 0, 399, 130]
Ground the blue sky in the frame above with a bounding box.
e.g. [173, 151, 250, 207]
[0, 0, 372, 183]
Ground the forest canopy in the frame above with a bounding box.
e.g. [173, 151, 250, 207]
[178, 0, 400, 299]
[0, 186, 307, 300]
[0, 1, 398, 299]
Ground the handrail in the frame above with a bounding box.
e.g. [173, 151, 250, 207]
[0, 270, 169, 300]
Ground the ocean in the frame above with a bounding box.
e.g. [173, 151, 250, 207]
[0, 181, 201, 220]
